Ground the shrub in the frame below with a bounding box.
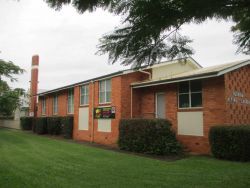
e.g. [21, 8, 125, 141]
[20, 117, 33, 130]
[118, 119, 182, 155]
[35, 117, 48, 134]
[209, 125, 250, 161]
[47, 117, 62, 135]
[61, 116, 74, 139]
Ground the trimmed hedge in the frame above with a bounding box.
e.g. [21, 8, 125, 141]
[35, 117, 48, 134]
[20, 117, 33, 130]
[209, 125, 250, 161]
[47, 117, 62, 135]
[118, 119, 182, 155]
[61, 116, 74, 139]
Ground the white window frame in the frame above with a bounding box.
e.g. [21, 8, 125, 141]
[99, 79, 111, 104]
[42, 97, 46, 115]
[53, 94, 58, 115]
[178, 80, 202, 109]
[67, 89, 74, 114]
[80, 85, 89, 106]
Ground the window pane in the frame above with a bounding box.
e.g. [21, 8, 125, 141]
[81, 86, 85, 96]
[106, 79, 111, 91]
[179, 82, 189, 93]
[85, 94, 89, 104]
[99, 92, 105, 103]
[106, 91, 111, 102]
[191, 93, 202, 107]
[68, 89, 74, 113]
[179, 94, 190, 108]
[42, 98, 46, 114]
[53, 95, 58, 114]
[99, 81, 105, 92]
[86, 85, 89, 95]
[191, 80, 202, 92]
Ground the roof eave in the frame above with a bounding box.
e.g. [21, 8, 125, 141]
[131, 72, 219, 89]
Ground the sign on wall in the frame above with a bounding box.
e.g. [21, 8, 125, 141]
[227, 91, 250, 105]
[94, 106, 116, 119]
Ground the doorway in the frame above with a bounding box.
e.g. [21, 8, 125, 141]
[155, 93, 166, 118]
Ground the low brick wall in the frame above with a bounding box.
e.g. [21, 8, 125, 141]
[0, 120, 21, 129]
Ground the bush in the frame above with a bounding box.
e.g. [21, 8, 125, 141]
[20, 117, 33, 130]
[209, 125, 250, 161]
[35, 117, 48, 134]
[61, 116, 74, 139]
[47, 117, 62, 135]
[118, 119, 182, 155]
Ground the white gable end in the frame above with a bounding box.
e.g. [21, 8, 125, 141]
[151, 59, 201, 80]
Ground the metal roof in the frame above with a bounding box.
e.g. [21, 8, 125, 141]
[131, 59, 250, 88]
[37, 70, 124, 96]
[37, 57, 198, 96]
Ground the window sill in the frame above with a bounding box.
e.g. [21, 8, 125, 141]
[79, 104, 89, 107]
[98, 102, 111, 106]
[178, 107, 203, 112]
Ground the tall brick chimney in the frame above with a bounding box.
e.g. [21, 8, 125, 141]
[29, 55, 39, 117]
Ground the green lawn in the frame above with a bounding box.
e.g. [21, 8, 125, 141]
[0, 129, 250, 188]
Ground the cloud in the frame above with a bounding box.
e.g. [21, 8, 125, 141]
[0, 0, 248, 91]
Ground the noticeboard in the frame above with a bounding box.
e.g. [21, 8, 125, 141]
[94, 106, 115, 119]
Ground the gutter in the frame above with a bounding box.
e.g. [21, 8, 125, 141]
[132, 72, 219, 89]
[139, 70, 152, 80]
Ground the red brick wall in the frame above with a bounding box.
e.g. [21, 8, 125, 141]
[224, 65, 250, 124]
[73, 72, 148, 146]
[36, 65, 249, 154]
[133, 76, 227, 154]
[29, 55, 39, 117]
[73, 77, 122, 146]
[181, 76, 226, 154]
[121, 72, 149, 119]
[37, 90, 71, 117]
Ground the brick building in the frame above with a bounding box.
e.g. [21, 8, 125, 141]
[31, 56, 250, 154]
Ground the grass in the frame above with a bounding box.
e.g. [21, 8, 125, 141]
[0, 128, 250, 188]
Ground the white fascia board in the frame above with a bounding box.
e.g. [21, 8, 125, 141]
[217, 60, 250, 76]
[132, 74, 218, 89]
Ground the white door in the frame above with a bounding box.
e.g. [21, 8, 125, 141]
[156, 93, 166, 118]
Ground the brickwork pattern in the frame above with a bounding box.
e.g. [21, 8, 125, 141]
[225, 65, 250, 125]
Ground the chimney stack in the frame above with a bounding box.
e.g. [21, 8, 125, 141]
[29, 55, 39, 117]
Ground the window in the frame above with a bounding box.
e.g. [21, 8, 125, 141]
[80, 85, 89, 105]
[53, 94, 58, 115]
[68, 89, 74, 114]
[99, 79, 111, 103]
[42, 97, 46, 115]
[178, 80, 202, 108]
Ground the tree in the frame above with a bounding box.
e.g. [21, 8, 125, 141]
[45, 0, 250, 67]
[0, 59, 25, 116]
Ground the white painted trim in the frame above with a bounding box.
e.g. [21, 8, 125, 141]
[96, 74, 122, 82]
[132, 59, 250, 89]
[142, 57, 202, 70]
[132, 74, 216, 88]
[31, 65, 39, 69]
[217, 60, 250, 76]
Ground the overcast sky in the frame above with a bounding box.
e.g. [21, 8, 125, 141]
[0, 0, 249, 91]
